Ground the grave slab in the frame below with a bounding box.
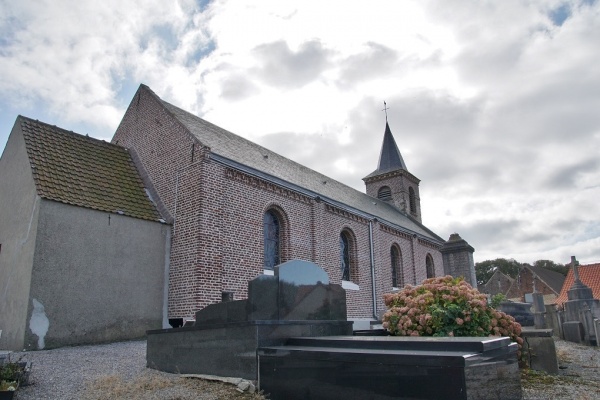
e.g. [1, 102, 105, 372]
[258, 336, 521, 400]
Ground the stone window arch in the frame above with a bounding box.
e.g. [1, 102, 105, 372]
[409, 187, 416, 215]
[340, 229, 358, 283]
[377, 186, 392, 201]
[426, 253, 435, 279]
[391, 244, 403, 288]
[263, 207, 288, 270]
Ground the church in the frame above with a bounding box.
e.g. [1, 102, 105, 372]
[0, 84, 475, 350]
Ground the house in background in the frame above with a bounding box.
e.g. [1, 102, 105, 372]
[480, 270, 515, 297]
[479, 265, 566, 305]
[0, 117, 169, 351]
[506, 265, 566, 304]
[556, 263, 600, 306]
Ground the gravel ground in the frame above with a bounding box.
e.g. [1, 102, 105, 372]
[10, 340, 264, 400]
[6, 338, 600, 399]
[522, 339, 600, 400]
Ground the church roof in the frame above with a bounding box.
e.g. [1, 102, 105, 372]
[556, 263, 600, 305]
[146, 86, 442, 243]
[363, 122, 407, 180]
[18, 116, 162, 222]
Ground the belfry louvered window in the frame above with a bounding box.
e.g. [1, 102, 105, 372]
[264, 210, 280, 270]
[409, 187, 416, 214]
[378, 186, 392, 201]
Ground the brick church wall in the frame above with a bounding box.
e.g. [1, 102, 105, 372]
[112, 86, 445, 320]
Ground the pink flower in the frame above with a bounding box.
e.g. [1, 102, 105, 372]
[456, 318, 464, 326]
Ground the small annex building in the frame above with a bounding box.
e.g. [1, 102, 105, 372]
[0, 84, 475, 350]
[0, 117, 170, 350]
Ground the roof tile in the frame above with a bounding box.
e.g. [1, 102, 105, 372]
[556, 263, 600, 305]
[19, 117, 162, 222]
[155, 92, 442, 242]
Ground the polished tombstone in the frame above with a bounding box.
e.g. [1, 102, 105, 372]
[498, 301, 534, 326]
[258, 336, 522, 400]
[146, 260, 352, 380]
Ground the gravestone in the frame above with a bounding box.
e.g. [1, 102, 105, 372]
[259, 336, 521, 399]
[562, 256, 600, 345]
[148, 260, 522, 399]
[146, 260, 352, 379]
[498, 301, 534, 326]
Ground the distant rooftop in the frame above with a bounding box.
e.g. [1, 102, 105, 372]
[556, 263, 600, 305]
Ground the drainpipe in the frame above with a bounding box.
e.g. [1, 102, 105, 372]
[411, 234, 418, 284]
[369, 220, 377, 320]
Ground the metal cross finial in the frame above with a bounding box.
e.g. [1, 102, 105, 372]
[382, 101, 389, 122]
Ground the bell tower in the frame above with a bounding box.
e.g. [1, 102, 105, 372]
[363, 121, 422, 222]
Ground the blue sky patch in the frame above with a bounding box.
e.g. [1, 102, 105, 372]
[549, 3, 572, 26]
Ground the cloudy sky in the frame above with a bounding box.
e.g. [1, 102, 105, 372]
[1, 0, 599, 265]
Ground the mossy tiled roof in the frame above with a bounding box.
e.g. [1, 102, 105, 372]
[19, 116, 162, 222]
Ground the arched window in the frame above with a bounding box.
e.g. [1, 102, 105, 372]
[340, 232, 351, 281]
[391, 245, 402, 288]
[377, 186, 392, 201]
[340, 229, 358, 283]
[426, 253, 435, 279]
[409, 187, 416, 215]
[263, 210, 280, 270]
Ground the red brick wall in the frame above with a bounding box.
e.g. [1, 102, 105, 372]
[506, 268, 557, 301]
[113, 86, 444, 320]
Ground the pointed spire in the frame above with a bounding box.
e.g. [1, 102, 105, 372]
[376, 122, 407, 173]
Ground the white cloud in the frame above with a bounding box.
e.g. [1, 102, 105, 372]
[1, 0, 600, 266]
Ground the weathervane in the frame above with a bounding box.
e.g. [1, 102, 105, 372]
[382, 101, 390, 122]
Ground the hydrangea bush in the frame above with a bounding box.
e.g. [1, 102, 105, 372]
[382, 276, 523, 355]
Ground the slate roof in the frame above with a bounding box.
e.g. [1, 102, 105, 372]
[19, 116, 162, 222]
[146, 86, 443, 243]
[556, 263, 600, 305]
[363, 122, 407, 179]
[525, 265, 566, 295]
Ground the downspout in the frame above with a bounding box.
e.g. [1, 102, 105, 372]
[369, 220, 377, 320]
[411, 234, 418, 284]
[162, 228, 172, 328]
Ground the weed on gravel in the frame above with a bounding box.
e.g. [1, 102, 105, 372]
[84, 373, 267, 400]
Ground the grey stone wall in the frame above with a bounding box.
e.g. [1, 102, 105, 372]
[0, 123, 40, 350]
[440, 233, 477, 288]
[23, 201, 170, 349]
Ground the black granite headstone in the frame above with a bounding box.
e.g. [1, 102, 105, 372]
[147, 260, 352, 380]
